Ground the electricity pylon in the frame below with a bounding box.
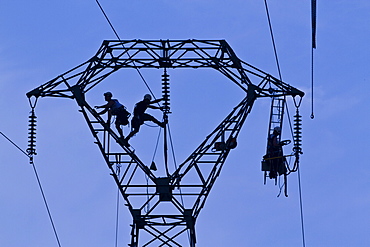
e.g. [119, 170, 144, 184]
[27, 39, 304, 246]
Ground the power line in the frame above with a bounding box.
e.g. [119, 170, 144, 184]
[298, 167, 306, 247]
[31, 160, 62, 247]
[262, 1, 307, 246]
[0, 131, 62, 247]
[0, 132, 29, 157]
[263, 0, 282, 81]
[95, 0, 120, 43]
[95, 0, 160, 105]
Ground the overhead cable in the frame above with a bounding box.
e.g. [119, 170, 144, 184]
[262, 1, 307, 246]
[263, 0, 282, 81]
[298, 167, 306, 247]
[0, 131, 62, 247]
[31, 160, 62, 247]
[95, 0, 159, 104]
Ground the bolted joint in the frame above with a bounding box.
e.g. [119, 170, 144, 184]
[70, 85, 86, 107]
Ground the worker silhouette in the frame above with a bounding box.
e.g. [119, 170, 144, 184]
[124, 94, 166, 144]
[267, 126, 285, 178]
[95, 92, 130, 138]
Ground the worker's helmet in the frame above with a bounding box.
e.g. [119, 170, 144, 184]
[274, 126, 281, 134]
[144, 94, 152, 101]
[104, 92, 113, 97]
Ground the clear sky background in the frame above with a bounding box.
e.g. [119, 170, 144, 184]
[1, 1, 370, 246]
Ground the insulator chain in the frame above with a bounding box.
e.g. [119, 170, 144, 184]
[293, 108, 302, 155]
[27, 109, 37, 156]
[162, 70, 170, 114]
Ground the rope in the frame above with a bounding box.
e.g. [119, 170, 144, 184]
[167, 125, 178, 170]
[285, 102, 294, 144]
[143, 123, 161, 128]
[145, 174, 150, 214]
[115, 189, 120, 247]
[0, 131, 62, 247]
[167, 125, 191, 243]
[151, 127, 162, 163]
[277, 176, 284, 197]
[114, 164, 121, 247]
[142, 128, 162, 214]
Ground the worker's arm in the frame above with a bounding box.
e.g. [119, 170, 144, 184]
[95, 100, 114, 115]
[148, 98, 164, 110]
[98, 108, 108, 115]
[150, 98, 164, 104]
[98, 106, 112, 124]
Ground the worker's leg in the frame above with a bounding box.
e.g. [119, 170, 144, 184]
[125, 117, 141, 141]
[115, 122, 124, 138]
[143, 113, 165, 127]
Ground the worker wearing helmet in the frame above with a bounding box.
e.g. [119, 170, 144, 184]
[95, 92, 130, 138]
[267, 126, 283, 179]
[124, 94, 166, 145]
[271, 127, 281, 144]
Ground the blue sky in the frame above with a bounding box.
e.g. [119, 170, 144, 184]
[1, 1, 370, 246]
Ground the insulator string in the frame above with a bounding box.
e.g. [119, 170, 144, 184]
[27, 109, 37, 158]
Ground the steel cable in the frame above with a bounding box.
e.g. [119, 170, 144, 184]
[263, 1, 307, 246]
[95, 0, 160, 106]
[1, 131, 62, 247]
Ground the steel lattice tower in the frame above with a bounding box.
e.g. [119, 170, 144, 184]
[27, 39, 304, 246]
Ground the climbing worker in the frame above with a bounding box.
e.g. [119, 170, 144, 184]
[124, 94, 166, 144]
[267, 126, 284, 179]
[95, 92, 130, 138]
[268, 127, 281, 154]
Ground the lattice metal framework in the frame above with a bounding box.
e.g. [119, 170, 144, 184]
[27, 39, 304, 246]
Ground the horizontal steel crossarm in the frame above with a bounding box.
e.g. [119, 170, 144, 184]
[26, 63, 87, 99]
[26, 59, 117, 99]
[27, 39, 303, 101]
[94, 40, 303, 96]
[240, 61, 304, 98]
[96, 40, 240, 70]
